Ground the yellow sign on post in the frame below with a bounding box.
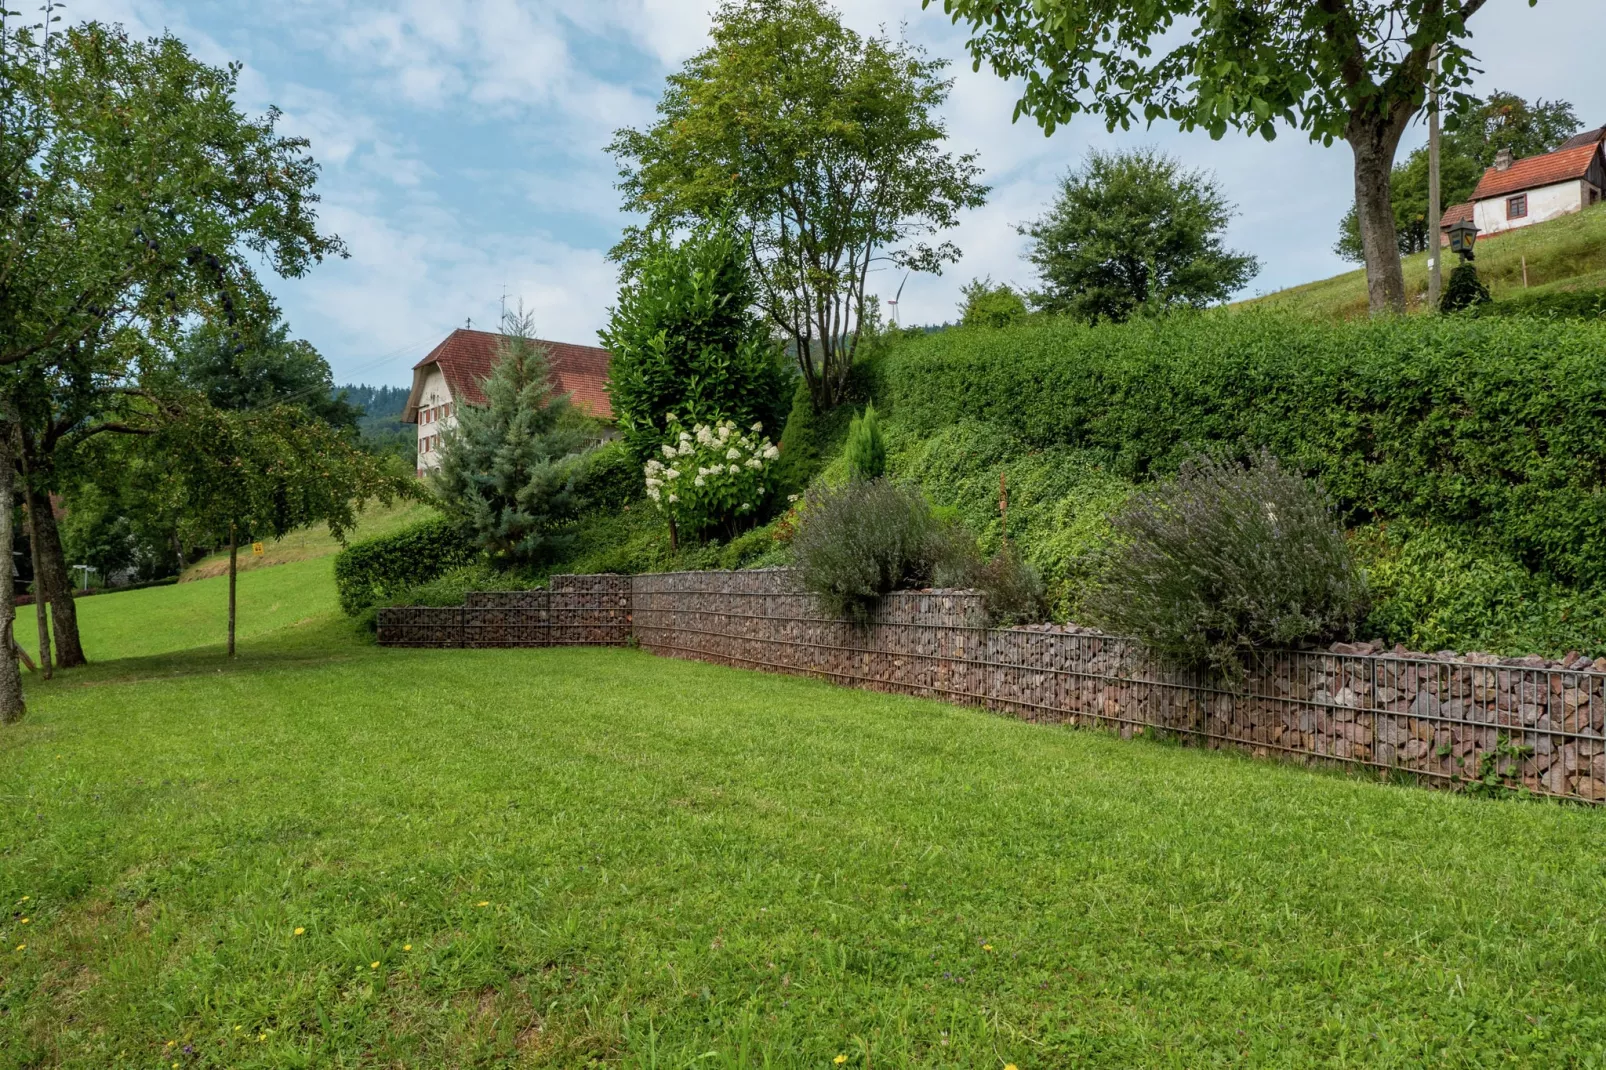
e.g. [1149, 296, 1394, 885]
[251, 542, 265, 556]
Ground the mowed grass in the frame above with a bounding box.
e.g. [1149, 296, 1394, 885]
[3, 574, 1606, 1066]
[1246, 201, 1606, 319]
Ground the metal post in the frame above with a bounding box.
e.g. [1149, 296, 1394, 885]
[1427, 44, 1442, 312]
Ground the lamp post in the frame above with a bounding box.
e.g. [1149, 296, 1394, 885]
[1448, 218, 1479, 262]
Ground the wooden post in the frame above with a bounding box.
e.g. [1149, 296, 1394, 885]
[999, 471, 1009, 544]
[1522, 255, 1529, 289]
[227, 524, 238, 658]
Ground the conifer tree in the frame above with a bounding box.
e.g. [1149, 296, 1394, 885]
[432, 306, 595, 566]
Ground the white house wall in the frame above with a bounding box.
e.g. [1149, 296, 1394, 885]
[1475, 179, 1584, 236]
[414, 368, 456, 475]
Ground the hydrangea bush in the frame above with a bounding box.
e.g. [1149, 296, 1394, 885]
[644, 416, 780, 543]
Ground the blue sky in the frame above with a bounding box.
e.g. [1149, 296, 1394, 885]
[75, 0, 1606, 386]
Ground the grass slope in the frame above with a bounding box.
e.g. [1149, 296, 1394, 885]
[1249, 201, 1606, 319]
[181, 497, 437, 582]
[3, 557, 1606, 1066]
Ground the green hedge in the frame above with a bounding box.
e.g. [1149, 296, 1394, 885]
[879, 311, 1606, 584]
[1465, 288, 1606, 322]
[333, 514, 477, 615]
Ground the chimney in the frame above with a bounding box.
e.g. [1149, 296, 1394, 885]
[1494, 147, 1514, 171]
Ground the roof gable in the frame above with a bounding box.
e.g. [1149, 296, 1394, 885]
[403, 328, 612, 422]
[1471, 143, 1602, 202]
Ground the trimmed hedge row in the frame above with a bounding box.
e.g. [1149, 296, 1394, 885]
[1465, 288, 1606, 322]
[878, 311, 1606, 584]
[333, 514, 477, 615]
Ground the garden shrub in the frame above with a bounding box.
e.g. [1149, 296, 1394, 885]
[1440, 261, 1491, 312]
[976, 543, 1049, 626]
[334, 514, 477, 616]
[791, 478, 944, 622]
[879, 311, 1606, 585]
[599, 216, 790, 465]
[843, 402, 886, 481]
[1082, 451, 1368, 677]
[644, 416, 780, 542]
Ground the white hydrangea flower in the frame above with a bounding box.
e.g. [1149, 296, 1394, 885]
[664, 469, 680, 480]
[678, 442, 694, 457]
[744, 458, 763, 469]
[668, 493, 679, 503]
[751, 422, 763, 432]
[694, 475, 706, 487]
[762, 444, 779, 459]
[679, 430, 692, 443]
[696, 426, 714, 446]
[787, 493, 800, 503]
[725, 447, 741, 460]
[646, 486, 661, 502]
[645, 477, 662, 488]
[717, 424, 732, 441]
[645, 459, 664, 474]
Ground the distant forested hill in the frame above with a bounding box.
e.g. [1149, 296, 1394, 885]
[340, 384, 415, 463]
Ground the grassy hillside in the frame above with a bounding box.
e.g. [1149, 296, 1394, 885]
[1249, 202, 1606, 319]
[181, 497, 436, 582]
[6, 549, 1606, 1065]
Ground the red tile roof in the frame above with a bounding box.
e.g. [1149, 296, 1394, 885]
[1471, 144, 1602, 202]
[405, 328, 612, 421]
[1558, 126, 1606, 151]
[1440, 201, 1475, 229]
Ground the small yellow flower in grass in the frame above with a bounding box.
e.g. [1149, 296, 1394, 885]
[19, 918, 28, 924]
[370, 961, 379, 969]
[14, 944, 23, 951]
[293, 927, 305, 936]
[166, 1040, 176, 1048]
[19, 895, 28, 902]
[403, 944, 412, 951]
[1006, 1064, 1019, 1070]
[477, 900, 490, 907]
[834, 1057, 848, 1066]
[982, 943, 993, 951]
[234, 1026, 242, 1032]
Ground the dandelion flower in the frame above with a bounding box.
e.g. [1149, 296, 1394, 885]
[19, 896, 28, 902]
[834, 1056, 848, 1065]
[14, 943, 23, 951]
[294, 927, 304, 935]
[983, 943, 993, 951]
[404, 944, 412, 951]
[19, 918, 27, 924]
[370, 961, 379, 969]
[1006, 1065, 1019, 1070]
[477, 901, 490, 907]
[235, 1026, 242, 1032]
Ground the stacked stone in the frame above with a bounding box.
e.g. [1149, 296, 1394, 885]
[375, 606, 464, 647]
[464, 590, 552, 647]
[550, 574, 633, 646]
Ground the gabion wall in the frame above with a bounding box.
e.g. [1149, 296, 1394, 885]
[632, 569, 1606, 803]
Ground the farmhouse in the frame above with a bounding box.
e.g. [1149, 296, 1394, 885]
[402, 328, 612, 476]
[1442, 127, 1606, 242]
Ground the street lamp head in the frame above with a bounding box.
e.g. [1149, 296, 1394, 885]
[1448, 218, 1479, 261]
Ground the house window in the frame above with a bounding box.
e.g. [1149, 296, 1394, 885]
[1507, 194, 1528, 220]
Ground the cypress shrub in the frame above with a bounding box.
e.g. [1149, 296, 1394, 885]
[843, 403, 887, 481]
[879, 311, 1606, 585]
[1440, 262, 1491, 312]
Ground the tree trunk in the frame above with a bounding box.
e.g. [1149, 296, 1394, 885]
[31, 493, 85, 667]
[0, 420, 26, 725]
[1350, 113, 1412, 315]
[23, 490, 52, 681]
[227, 525, 238, 657]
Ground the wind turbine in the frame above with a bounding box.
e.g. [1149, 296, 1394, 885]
[886, 273, 909, 327]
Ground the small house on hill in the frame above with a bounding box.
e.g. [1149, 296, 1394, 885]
[403, 328, 612, 477]
[1448, 132, 1605, 241]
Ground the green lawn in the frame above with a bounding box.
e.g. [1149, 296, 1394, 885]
[3, 572, 1606, 1066]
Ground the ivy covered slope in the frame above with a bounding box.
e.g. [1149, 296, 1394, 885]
[873, 311, 1606, 658]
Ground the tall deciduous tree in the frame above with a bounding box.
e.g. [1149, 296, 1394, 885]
[600, 217, 790, 465]
[0, 16, 343, 669]
[1021, 149, 1258, 322]
[608, 0, 987, 409]
[157, 400, 412, 656]
[432, 307, 595, 567]
[927, 0, 1522, 315]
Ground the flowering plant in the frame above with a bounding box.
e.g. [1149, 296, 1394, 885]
[644, 415, 779, 543]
